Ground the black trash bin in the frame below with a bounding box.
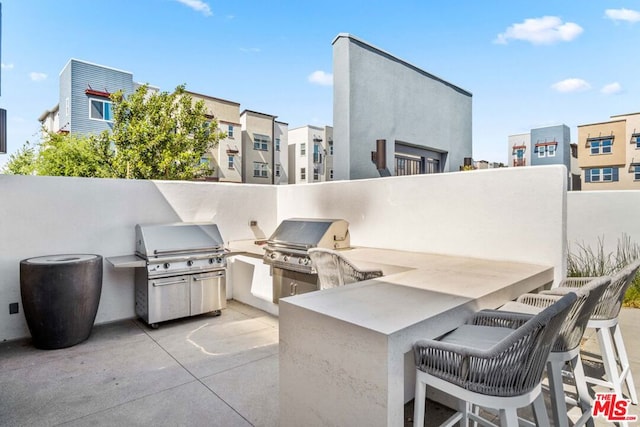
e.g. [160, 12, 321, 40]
[20, 254, 103, 349]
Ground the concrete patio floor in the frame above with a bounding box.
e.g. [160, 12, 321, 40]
[0, 301, 638, 426]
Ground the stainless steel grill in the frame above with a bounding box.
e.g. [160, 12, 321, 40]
[134, 222, 227, 328]
[263, 218, 350, 302]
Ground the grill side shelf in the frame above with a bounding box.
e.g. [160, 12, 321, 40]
[106, 255, 146, 268]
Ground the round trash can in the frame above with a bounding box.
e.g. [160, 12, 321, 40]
[20, 254, 103, 350]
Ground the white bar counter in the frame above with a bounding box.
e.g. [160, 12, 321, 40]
[279, 247, 554, 427]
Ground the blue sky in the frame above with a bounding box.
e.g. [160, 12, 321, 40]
[1, 0, 639, 168]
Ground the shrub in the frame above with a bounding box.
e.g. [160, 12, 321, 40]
[567, 234, 640, 308]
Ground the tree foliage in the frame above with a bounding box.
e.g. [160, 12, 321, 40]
[110, 84, 224, 180]
[2, 141, 37, 175]
[2, 84, 223, 181]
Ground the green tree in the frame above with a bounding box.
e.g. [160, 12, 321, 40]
[36, 132, 115, 178]
[110, 84, 224, 180]
[2, 141, 37, 175]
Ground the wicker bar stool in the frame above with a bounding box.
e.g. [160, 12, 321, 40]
[308, 247, 383, 290]
[413, 292, 578, 427]
[500, 277, 610, 427]
[545, 259, 640, 412]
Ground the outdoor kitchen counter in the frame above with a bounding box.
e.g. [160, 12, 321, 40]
[279, 247, 554, 427]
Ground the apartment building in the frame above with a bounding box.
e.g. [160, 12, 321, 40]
[508, 124, 580, 190]
[38, 59, 288, 185]
[187, 91, 242, 183]
[38, 59, 145, 136]
[240, 110, 288, 185]
[332, 34, 472, 180]
[578, 112, 640, 190]
[288, 125, 333, 184]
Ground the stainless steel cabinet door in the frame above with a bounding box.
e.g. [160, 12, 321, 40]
[190, 271, 226, 315]
[148, 276, 190, 323]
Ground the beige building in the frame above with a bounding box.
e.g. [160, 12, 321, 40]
[241, 110, 288, 185]
[288, 125, 334, 184]
[187, 91, 243, 183]
[578, 112, 640, 190]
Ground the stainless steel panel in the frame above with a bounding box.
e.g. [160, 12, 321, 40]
[267, 218, 349, 250]
[136, 222, 225, 258]
[272, 268, 319, 303]
[146, 274, 191, 324]
[190, 271, 226, 315]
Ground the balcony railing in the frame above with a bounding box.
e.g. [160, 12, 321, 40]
[513, 159, 526, 167]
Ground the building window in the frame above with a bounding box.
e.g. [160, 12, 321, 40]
[275, 164, 281, 177]
[329, 141, 334, 155]
[547, 145, 556, 157]
[588, 137, 613, 155]
[300, 167, 306, 180]
[313, 166, 319, 181]
[300, 143, 306, 156]
[634, 165, 640, 181]
[253, 134, 269, 151]
[537, 148, 546, 158]
[632, 133, 640, 148]
[228, 125, 234, 138]
[253, 162, 268, 178]
[89, 99, 113, 121]
[275, 138, 280, 151]
[228, 155, 234, 169]
[329, 169, 334, 179]
[585, 167, 619, 183]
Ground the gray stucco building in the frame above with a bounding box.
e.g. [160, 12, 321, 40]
[332, 33, 472, 180]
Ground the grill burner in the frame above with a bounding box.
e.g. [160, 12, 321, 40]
[263, 218, 350, 302]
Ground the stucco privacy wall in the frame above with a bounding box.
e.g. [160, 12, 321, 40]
[332, 33, 472, 180]
[277, 165, 568, 285]
[0, 175, 277, 342]
[567, 190, 640, 254]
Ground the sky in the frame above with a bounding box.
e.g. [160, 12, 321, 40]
[1, 0, 639, 168]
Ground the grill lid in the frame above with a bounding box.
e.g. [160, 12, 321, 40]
[136, 222, 225, 259]
[267, 218, 350, 250]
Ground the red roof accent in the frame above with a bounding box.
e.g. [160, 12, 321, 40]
[512, 145, 526, 150]
[534, 141, 558, 147]
[85, 88, 111, 98]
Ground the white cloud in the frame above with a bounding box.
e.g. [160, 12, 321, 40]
[1, 62, 14, 69]
[551, 78, 591, 93]
[605, 8, 640, 23]
[175, 0, 212, 16]
[308, 70, 333, 86]
[601, 82, 622, 95]
[29, 72, 47, 82]
[495, 16, 583, 45]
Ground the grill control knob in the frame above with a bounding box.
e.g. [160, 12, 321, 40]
[283, 256, 289, 262]
[163, 263, 170, 269]
[187, 260, 194, 267]
[270, 253, 277, 259]
[303, 258, 310, 265]
[298, 258, 303, 264]
[208, 258, 214, 264]
[216, 257, 223, 264]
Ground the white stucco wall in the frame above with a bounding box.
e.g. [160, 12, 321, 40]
[277, 165, 567, 284]
[0, 166, 568, 341]
[567, 190, 640, 254]
[0, 175, 277, 341]
[333, 33, 472, 180]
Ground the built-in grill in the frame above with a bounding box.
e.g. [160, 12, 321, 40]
[264, 218, 350, 303]
[134, 222, 227, 328]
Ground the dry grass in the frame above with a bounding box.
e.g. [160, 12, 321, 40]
[567, 234, 640, 308]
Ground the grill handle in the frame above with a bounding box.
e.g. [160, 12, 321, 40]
[193, 271, 225, 281]
[267, 241, 312, 251]
[152, 278, 188, 287]
[153, 246, 223, 256]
